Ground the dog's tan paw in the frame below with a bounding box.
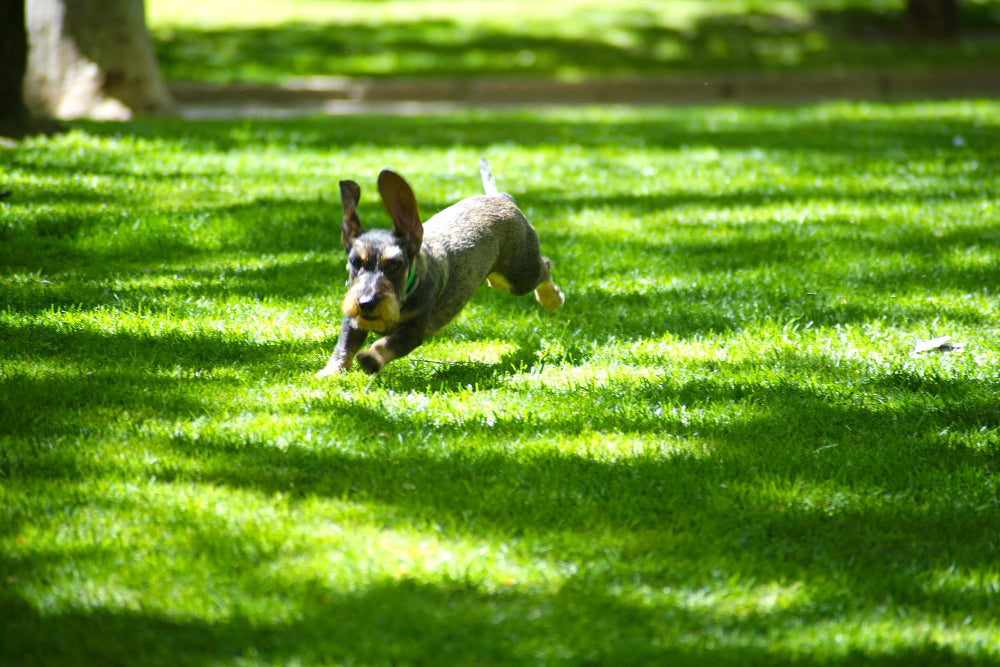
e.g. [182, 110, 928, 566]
[535, 281, 565, 312]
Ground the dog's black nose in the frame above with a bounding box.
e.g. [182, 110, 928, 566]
[358, 294, 378, 314]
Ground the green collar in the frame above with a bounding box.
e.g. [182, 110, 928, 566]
[403, 258, 419, 297]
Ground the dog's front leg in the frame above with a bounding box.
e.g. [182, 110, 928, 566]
[355, 321, 426, 374]
[316, 316, 368, 377]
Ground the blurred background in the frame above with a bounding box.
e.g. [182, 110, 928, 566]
[6, 0, 999, 128]
[150, 0, 1000, 112]
[148, 0, 1000, 83]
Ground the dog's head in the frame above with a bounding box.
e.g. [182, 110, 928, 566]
[338, 170, 423, 332]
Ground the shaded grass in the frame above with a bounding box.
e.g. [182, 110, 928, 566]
[148, 0, 1000, 83]
[2, 100, 1000, 664]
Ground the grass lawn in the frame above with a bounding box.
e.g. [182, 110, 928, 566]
[147, 0, 1000, 83]
[3, 99, 1000, 664]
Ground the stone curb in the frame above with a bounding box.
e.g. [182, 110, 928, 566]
[170, 70, 1000, 108]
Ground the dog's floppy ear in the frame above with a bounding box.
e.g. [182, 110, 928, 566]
[340, 180, 363, 252]
[377, 169, 423, 256]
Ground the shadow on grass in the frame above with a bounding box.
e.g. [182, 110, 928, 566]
[5, 583, 987, 666]
[4, 329, 999, 661]
[523, 178, 998, 216]
[0, 320, 322, 441]
[2, 211, 995, 390]
[5, 105, 993, 286]
[77, 110, 1000, 158]
[139, 357, 1000, 649]
[0, 252, 344, 314]
[155, 346, 1000, 527]
[4, 157, 997, 329]
[5, 349, 1000, 663]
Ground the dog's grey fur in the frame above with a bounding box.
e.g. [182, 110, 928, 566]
[316, 160, 563, 376]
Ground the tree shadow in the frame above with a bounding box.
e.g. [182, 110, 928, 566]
[137, 352, 1000, 638]
[5, 296, 999, 663]
[158, 349, 999, 523]
[4, 197, 994, 365]
[7, 578, 986, 666]
[0, 320, 322, 440]
[78, 108, 1000, 156]
[0, 194, 342, 287]
[6, 345, 1000, 663]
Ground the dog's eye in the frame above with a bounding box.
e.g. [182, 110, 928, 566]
[383, 259, 402, 274]
[349, 256, 363, 271]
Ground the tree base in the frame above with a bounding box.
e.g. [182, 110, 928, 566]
[0, 112, 65, 140]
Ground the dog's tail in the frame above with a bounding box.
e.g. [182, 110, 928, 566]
[479, 158, 499, 196]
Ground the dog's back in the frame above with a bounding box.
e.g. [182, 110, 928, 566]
[421, 193, 540, 333]
[420, 162, 546, 334]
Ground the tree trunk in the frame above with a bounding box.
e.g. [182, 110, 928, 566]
[25, 0, 176, 120]
[0, 0, 62, 138]
[0, 0, 30, 134]
[905, 0, 960, 41]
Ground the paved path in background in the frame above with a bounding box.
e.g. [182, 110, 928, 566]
[172, 69, 1000, 117]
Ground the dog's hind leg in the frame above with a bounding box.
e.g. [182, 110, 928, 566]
[491, 254, 564, 310]
[533, 257, 564, 311]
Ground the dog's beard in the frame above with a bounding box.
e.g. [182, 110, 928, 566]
[354, 312, 397, 332]
[342, 285, 401, 332]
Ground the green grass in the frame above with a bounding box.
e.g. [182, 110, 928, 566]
[148, 0, 1000, 83]
[3, 100, 1000, 664]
